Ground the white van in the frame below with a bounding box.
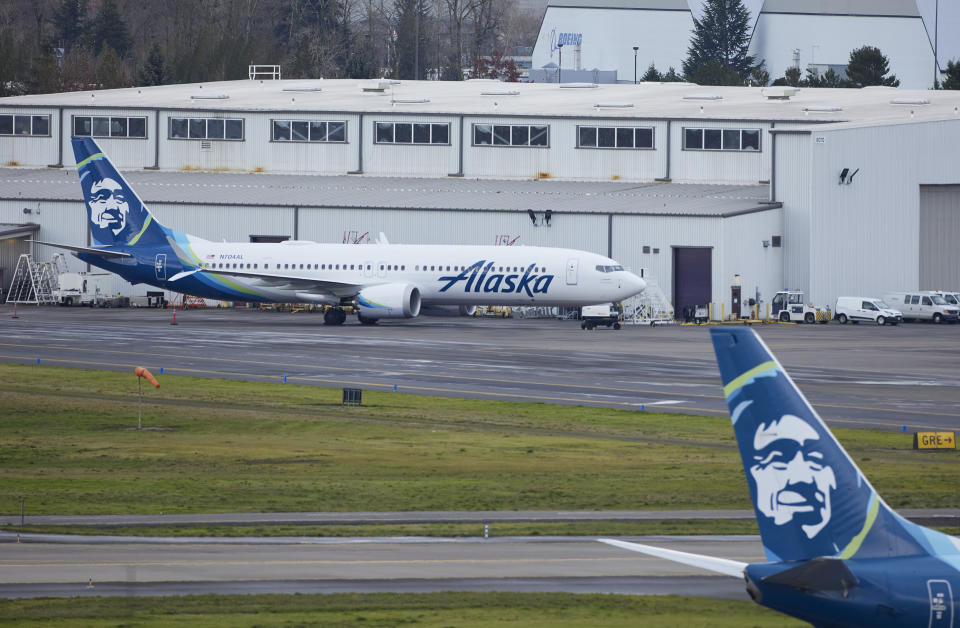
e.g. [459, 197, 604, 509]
[883, 292, 960, 324]
[835, 297, 902, 325]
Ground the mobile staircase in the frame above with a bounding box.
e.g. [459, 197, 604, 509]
[5, 254, 59, 305]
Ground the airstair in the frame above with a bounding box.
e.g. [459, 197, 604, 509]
[623, 278, 674, 325]
[5, 254, 59, 305]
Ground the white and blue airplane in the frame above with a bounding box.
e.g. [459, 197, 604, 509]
[35, 138, 645, 325]
[602, 328, 960, 628]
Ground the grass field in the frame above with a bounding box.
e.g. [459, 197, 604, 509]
[0, 592, 809, 627]
[2, 363, 958, 528]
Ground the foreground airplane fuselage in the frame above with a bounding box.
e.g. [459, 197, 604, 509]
[602, 328, 960, 628]
[56, 138, 644, 323]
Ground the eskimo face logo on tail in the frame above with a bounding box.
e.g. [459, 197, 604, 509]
[750, 414, 836, 539]
[80, 171, 147, 246]
[437, 260, 553, 297]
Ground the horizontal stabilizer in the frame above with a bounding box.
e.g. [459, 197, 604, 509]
[29, 240, 131, 258]
[168, 269, 201, 282]
[762, 556, 859, 591]
[598, 538, 746, 578]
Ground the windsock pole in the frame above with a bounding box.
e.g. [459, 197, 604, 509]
[134, 367, 160, 430]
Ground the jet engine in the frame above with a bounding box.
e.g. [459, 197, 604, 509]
[356, 283, 421, 319]
[420, 305, 477, 317]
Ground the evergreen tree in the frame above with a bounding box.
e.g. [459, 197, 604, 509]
[95, 44, 126, 88]
[53, 0, 88, 51]
[31, 50, 62, 94]
[686, 59, 741, 86]
[88, 0, 132, 57]
[661, 66, 683, 82]
[683, 0, 759, 85]
[783, 66, 801, 86]
[803, 67, 846, 88]
[641, 62, 662, 82]
[748, 66, 769, 86]
[845, 46, 899, 87]
[940, 60, 960, 90]
[136, 43, 168, 86]
[394, 0, 430, 80]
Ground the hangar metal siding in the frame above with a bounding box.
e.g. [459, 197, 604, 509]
[60, 108, 155, 169]
[297, 207, 607, 253]
[803, 122, 956, 306]
[542, 118, 668, 181]
[0, 107, 60, 167]
[670, 121, 770, 184]
[364, 114, 460, 177]
[773, 132, 811, 297]
[462, 116, 557, 180]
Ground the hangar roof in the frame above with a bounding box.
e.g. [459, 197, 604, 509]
[0, 168, 776, 218]
[2, 80, 958, 127]
[546, 0, 920, 17]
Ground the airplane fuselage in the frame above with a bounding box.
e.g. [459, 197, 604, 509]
[79, 238, 644, 307]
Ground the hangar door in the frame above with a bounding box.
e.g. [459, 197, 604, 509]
[672, 247, 712, 321]
[919, 186, 960, 289]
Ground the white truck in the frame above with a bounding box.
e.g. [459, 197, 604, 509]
[771, 290, 832, 324]
[581, 303, 622, 330]
[53, 272, 106, 306]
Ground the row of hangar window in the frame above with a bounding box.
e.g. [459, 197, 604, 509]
[3, 113, 761, 152]
[205, 261, 549, 272]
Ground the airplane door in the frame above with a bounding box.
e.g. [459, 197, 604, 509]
[154, 254, 167, 281]
[566, 258, 578, 285]
[927, 580, 953, 628]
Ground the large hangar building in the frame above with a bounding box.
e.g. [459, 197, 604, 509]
[0, 78, 959, 317]
[532, 0, 952, 90]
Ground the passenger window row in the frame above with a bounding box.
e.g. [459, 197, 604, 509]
[204, 262, 548, 273]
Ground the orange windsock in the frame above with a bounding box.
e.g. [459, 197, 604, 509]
[134, 366, 160, 388]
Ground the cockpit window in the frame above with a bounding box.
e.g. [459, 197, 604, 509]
[595, 265, 624, 273]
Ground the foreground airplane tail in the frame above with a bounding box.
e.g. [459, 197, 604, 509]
[72, 137, 169, 248]
[601, 328, 960, 627]
[710, 327, 938, 564]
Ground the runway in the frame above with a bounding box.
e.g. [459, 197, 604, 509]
[0, 534, 760, 600]
[3, 305, 960, 431]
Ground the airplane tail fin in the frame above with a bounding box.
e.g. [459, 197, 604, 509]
[72, 137, 168, 248]
[709, 328, 936, 563]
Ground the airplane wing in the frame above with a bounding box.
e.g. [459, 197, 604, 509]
[598, 538, 747, 578]
[197, 267, 363, 298]
[29, 240, 132, 259]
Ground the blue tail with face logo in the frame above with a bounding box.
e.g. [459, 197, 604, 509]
[710, 328, 953, 564]
[73, 137, 169, 248]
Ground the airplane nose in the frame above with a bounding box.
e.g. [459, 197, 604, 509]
[626, 273, 646, 296]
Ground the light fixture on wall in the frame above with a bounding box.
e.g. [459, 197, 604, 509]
[762, 240, 770, 248]
[838, 168, 859, 185]
[527, 209, 537, 226]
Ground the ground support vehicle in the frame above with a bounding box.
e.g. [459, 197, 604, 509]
[771, 290, 831, 324]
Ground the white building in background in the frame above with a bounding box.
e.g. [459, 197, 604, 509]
[532, 0, 953, 88]
[1, 78, 959, 318]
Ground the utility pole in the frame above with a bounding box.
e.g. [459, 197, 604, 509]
[934, 0, 939, 87]
[558, 43, 563, 83]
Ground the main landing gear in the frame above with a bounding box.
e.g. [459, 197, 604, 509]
[357, 313, 378, 326]
[323, 308, 347, 325]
